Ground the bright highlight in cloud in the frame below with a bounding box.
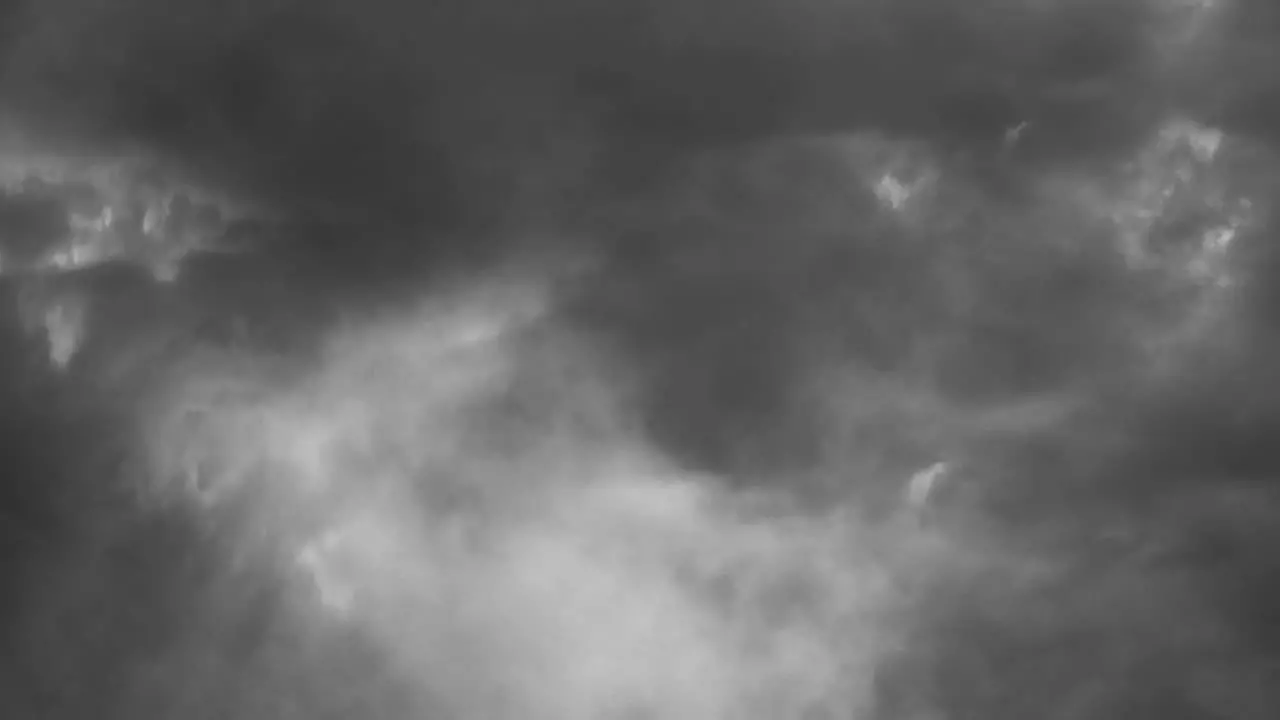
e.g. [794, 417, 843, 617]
[134, 275, 913, 719]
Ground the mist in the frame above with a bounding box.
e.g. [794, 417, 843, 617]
[4, 0, 1280, 718]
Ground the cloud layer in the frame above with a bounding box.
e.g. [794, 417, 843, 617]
[4, 1, 1280, 719]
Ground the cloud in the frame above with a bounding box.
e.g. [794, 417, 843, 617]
[123, 275, 943, 719]
[5, 2, 1280, 718]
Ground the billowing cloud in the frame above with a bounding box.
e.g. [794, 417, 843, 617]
[5, 2, 1280, 719]
[123, 276, 954, 719]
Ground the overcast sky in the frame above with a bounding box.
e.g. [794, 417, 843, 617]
[3, 2, 1280, 719]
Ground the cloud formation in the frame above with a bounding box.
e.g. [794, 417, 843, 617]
[4, 1, 1280, 719]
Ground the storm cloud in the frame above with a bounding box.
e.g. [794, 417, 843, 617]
[3, 1, 1280, 719]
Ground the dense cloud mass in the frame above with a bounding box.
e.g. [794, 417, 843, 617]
[3, 0, 1280, 718]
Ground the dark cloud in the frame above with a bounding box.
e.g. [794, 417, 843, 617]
[5, 1, 1280, 718]
[0, 0, 1174, 225]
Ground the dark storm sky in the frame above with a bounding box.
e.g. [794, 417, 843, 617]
[3, 1, 1280, 718]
